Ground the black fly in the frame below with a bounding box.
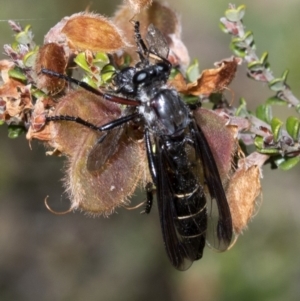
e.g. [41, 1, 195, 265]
[42, 21, 233, 270]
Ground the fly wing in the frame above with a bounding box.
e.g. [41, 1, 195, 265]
[87, 126, 123, 172]
[190, 119, 233, 251]
[155, 136, 194, 271]
[146, 24, 169, 59]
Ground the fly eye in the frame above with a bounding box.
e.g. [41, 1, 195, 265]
[134, 71, 147, 83]
[156, 62, 169, 72]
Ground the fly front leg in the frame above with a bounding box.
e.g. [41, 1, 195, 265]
[40, 68, 141, 106]
[46, 113, 140, 133]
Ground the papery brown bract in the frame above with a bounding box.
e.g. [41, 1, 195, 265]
[226, 163, 262, 236]
[61, 13, 130, 53]
[124, 0, 153, 14]
[0, 60, 32, 124]
[114, 0, 190, 67]
[26, 97, 57, 140]
[39, 90, 147, 215]
[173, 56, 241, 96]
[35, 43, 67, 95]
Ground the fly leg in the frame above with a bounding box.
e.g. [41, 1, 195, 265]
[46, 112, 139, 133]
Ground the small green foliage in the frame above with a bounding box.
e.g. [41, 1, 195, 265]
[265, 96, 287, 106]
[247, 52, 269, 73]
[224, 5, 246, 22]
[221, 2, 300, 174]
[254, 136, 264, 151]
[7, 125, 25, 138]
[270, 117, 283, 142]
[235, 98, 248, 116]
[268, 70, 289, 92]
[23, 48, 39, 68]
[286, 116, 300, 141]
[275, 156, 300, 170]
[15, 24, 33, 45]
[186, 59, 200, 83]
[218, 21, 228, 34]
[93, 52, 109, 68]
[100, 64, 115, 84]
[182, 95, 200, 106]
[256, 104, 272, 124]
[74, 52, 112, 87]
[231, 31, 255, 58]
[74, 52, 92, 73]
[8, 67, 27, 81]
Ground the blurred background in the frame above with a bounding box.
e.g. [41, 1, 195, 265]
[1, 0, 300, 300]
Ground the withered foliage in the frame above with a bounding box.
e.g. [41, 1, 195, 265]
[35, 43, 67, 95]
[171, 56, 242, 96]
[0, 0, 263, 241]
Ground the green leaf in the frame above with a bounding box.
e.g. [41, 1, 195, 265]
[169, 67, 180, 79]
[276, 156, 300, 171]
[254, 136, 264, 150]
[230, 42, 247, 58]
[247, 52, 269, 72]
[8, 67, 27, 81]
[255, 136, 280, 154]
[182, 95, 200, 105]
[15, 25, 33, 45]
[268, 70, 289, 92]
[230, 32, 254, 57]
[243, 31, 255, 48]
[31, 88, 46, 98]
[271, 117, 283, 141]
[81, 76, 98, 89]
[235, 97, 248, 116]
[186, 59, 199, 83]
[8, 125, 25, 138]
[256, 104, 272, 123]
[219, 20, 229, 34]
[266, 96, 287, 106]
[286, 116, 300, 140]
[93, 52, 109, 68]
[23, 48, 38, 68]
[225, 5, 246, 22]
[247, 61, 265, 73]
[101, 64, 115, 83]
[74, 52, 91, 73]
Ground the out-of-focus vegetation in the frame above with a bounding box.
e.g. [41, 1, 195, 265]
[0, 0, 300, 300]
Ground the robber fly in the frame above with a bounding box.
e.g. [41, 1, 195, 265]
[42, 21, 233, 270]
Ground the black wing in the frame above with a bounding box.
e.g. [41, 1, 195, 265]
[190, 119, 233, 251]
[155, 136, 194, 270]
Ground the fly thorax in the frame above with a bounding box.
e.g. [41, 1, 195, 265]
[142, 89, 190, 135]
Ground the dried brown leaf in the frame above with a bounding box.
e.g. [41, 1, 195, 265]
[175, 57, 241, 96]
[35, 43, 67, 95]
[124, 0, 153, 14]
[62, 13, 129, 53]
[226, 164, 262, 235]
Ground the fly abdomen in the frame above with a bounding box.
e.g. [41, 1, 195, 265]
[172, 171, 208, 260]
[174, 185, 207, 237]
